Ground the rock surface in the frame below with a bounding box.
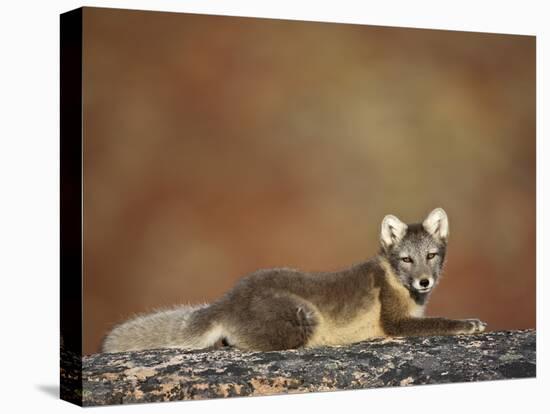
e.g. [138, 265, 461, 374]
[72, 330, 535, 406]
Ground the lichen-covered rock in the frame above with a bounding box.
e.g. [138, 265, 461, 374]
[60, 344, 82, 405]
[73, 330, 535, 406]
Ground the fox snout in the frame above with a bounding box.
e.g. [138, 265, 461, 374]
[412, 275, 434, 292]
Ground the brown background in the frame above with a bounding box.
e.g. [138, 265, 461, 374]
[82, 8, 535, 355]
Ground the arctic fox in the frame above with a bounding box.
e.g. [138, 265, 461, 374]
[102, 208, 486, 352]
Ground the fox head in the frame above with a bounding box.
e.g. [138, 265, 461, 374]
[379, 208, 449, 299]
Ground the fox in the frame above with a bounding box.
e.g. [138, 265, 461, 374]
[102, 207, 487, 353]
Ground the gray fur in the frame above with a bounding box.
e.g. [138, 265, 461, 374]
[102, 304, 210, 352]
[102, 207, 487, 353]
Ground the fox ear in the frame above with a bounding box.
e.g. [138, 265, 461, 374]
[381, 214, 408, 248]
[423, 208, 449, 241]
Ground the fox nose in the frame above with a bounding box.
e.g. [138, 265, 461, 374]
[419, 278, 430, 288]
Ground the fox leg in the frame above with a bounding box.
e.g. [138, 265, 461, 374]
[383, 317, 487, 337]
[223, 292, 319, 351]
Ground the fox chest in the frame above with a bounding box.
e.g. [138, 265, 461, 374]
[305, 292, 386, 347]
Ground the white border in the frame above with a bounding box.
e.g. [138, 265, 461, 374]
[0, 1, 546, 413]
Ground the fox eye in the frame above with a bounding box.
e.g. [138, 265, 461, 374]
[401, 257, 413, 263]
[426, 252, 437, 260]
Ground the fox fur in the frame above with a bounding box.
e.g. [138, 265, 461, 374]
[102, 207, 486, 353]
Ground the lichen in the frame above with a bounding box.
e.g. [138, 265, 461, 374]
[65, 330, 536, 406]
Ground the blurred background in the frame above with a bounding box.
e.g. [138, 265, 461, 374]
[82, 8, 535, 355]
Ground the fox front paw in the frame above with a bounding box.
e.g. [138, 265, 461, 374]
[457, 319, 487, 334]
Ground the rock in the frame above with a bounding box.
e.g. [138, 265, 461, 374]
[63, 329, 536, 406]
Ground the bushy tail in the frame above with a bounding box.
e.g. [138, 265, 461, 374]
[102, 304, 225, 353]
